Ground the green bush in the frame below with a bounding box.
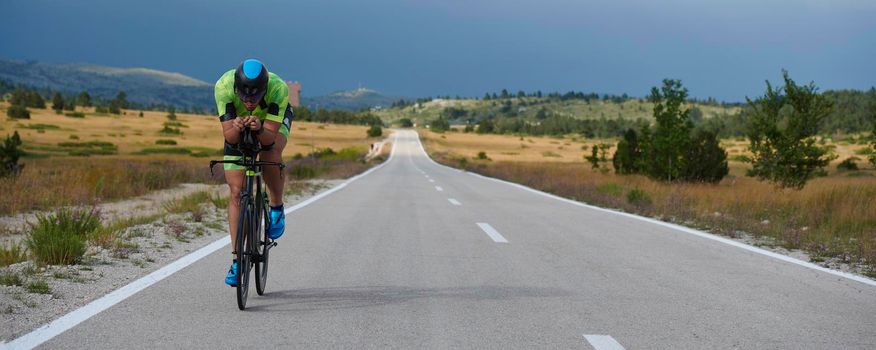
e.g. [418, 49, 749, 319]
[26, 208, 101, 265]
[155, 139, 178, 145]
[367, 124, 383, 137]
[134, 147, 191, 155]
[1, 131, 25, 178]
[26, 280, 51, 294]
[680, 130, 728, 183]
[0, 271, 23, 286]
[430, 117, 450, 132]
[837, 157, 860, 171]
[65, 112, 85, 118]
[290, 164, 317, 179]
[626, 188, 652, 206]
[7, 105, 30, 119]
[398, 118, 413, 128]
[1, 241, 27, 267]
[476, 151, 489, 160]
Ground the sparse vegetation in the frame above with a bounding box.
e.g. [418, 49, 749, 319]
[1, 241, 27, 267]
[25, 280, 52, 294]
[26, 208, 101, 265]
[155, 139, 178, 145]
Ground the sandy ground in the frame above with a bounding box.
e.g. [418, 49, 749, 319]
[0, 179, 342, 341]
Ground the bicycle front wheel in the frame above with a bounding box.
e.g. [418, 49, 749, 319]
[236, 201, 252, 310]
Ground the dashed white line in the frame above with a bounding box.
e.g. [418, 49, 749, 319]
[435, 186, 443, 191]
[448, 198, 461, 206]
[584, 335, 625, 350]
[476, 223, 508, 243]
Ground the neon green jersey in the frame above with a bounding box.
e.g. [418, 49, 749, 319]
[214, 69, 288, 124]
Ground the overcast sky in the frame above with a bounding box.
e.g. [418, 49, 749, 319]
[1, 0, 874, 101]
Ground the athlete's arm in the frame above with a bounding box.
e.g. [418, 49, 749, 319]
[256, 76, 289, 145]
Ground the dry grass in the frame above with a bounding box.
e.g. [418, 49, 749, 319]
[1, 103, 373, 158]
[0, 157, 216, 215]
[1, 104, 380, 215]
[425, 132, 876, 275]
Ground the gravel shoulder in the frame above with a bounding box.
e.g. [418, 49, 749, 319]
[1, 179, 342, 341]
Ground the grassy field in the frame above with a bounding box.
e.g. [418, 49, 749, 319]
[421, 129, 876, 276]
[0, 104, 382, 215]
[375, 97, 739, 126]
[0, 103, 375, 158]
[421, 129, 872, 175]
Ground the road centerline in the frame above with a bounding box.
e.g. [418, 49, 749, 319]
[435, 186, 443, 191]
[476, 223, 508, 243]
[448, 198, 461, 205]
[583, 335, 625, 350]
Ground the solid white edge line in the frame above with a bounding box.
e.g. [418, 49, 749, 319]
[448, 198, 461, 206]
[5, 134, 399, 349]
[476, 223, 508, 243]
[584, 335, 626, 350]
[435, 186, 443, 191]
[411, 130, 876, 288]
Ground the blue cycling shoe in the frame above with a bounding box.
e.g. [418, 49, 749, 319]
[268, 205, 285, 240]
[224, 260, 238, 286]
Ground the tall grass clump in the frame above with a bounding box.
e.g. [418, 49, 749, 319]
[1, 242, 27, 267]
[26, 207, 102, 265]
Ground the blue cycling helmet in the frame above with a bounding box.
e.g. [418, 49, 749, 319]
[234, 59, 269, 102]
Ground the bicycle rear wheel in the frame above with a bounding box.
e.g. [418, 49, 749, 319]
[236, 201, 252, 310]
[254, 202, 270, 295]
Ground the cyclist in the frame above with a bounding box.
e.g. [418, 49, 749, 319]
[215, 59, 292, 286]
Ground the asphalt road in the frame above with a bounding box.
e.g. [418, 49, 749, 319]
[27, 130, 876, 349]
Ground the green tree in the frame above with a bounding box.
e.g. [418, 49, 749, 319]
[746, 70, 835, 189]
[398, 118, 413, 128]
[680, 130, 728, 183]
[114, 91, 128, 109]
[6, 105, 30, 119]
[52, 92, 65, 112]
[77, 91, 92, 107]
[645, 79, 693, 181]
[585, 145, 600, 169]
[869, 97, 876, 166]
[430, 117, 450, 132]
[0, 131, 25, 178]
[476, 118, 494, 134]
[27, 91, 45, 108]
[367, 124, 383, 137]
[613, 129, 643, 174]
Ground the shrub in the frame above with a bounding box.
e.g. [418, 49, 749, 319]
[155, 139, 178, 145]
[26, 280, 51, 294]
[0, 241, 27, 267]
[680, 130, 728, 183]
[7, 105, 30, 119]
[430, 117, 450, 132]
[1, 131, 25, 178]
[398, 118, 413, 128]
[837, 157, 860, 171]
[367, 124, 383, 137]
[626, 188, 652, 206]
[476, 151, 488, 160]
[65, 112, 85, 118]
[0, 271, 23, 286]
[290, 164, 317, 179]
[26, 208, 101, 265]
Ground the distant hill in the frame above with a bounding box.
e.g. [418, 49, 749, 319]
[302, 87, 403, 111]
[0, 58, 214, 110]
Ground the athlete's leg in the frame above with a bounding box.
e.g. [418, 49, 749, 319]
[260, 133, 287, 206]
[225, 169, 245, 256]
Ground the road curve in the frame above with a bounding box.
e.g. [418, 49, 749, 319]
[22, 130, 876, 349]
